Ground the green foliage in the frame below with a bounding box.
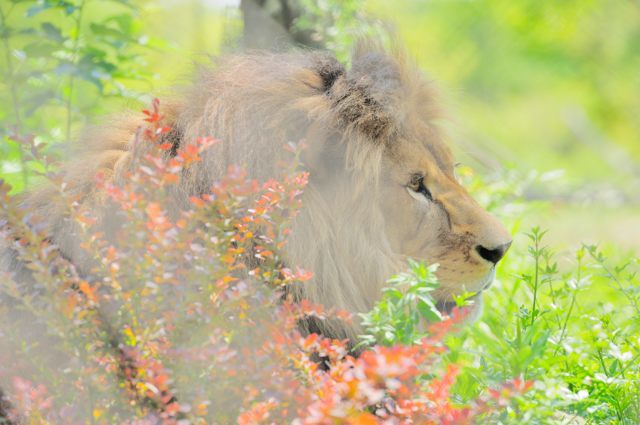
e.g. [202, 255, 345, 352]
[0, 0, 153, 191]
[358, 228, 640, 423]
[476, 236, 639, 423]
[294, 0, 377, 62]
[358, 259, 443, 347]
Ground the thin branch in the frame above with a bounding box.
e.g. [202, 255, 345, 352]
[65, 0, 88, 144]
[0, 3, 28, 187]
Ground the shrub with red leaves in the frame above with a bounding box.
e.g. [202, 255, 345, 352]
[0, 99, 530, 424]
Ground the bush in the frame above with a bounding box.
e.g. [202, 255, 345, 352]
[0, 100, 533, 424]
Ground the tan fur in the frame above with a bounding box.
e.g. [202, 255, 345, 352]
[2, 41, 511, 342]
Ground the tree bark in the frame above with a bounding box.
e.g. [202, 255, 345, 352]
[240, 0, 320, 50]
[240, 0, 294, 50]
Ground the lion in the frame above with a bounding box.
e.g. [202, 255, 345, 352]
[0, 41, 511, 344]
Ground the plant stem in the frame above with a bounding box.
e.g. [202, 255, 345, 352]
[530, 234, 540, 328]
[0, 3, 28, 187]
[554, 253, 581, 357]
[596, 348, 609, 376]
[597, 257, 639, 315]
[614, 352, 640, 378]
[65, 0, 87, 143]
[547, 275, 563, 332]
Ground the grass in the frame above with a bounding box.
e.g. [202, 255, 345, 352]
[359, 224, 639, 423]
[449, 229, 639, 423]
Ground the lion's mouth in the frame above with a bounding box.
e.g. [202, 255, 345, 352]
[435, 292, 483, 316]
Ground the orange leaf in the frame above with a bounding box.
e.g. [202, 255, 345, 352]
[63, 294, 78, 318]
[79, 281, 97, 303]
[190, 196, 206, 208]
[347, 413, 378, 425]
[162, 173, 180, 185]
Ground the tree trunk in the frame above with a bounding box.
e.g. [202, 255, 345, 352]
[240, 0, 320, 50]
[240, 0, 294, 50]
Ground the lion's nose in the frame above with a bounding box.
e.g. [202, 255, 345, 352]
[475, 241, 512, 264]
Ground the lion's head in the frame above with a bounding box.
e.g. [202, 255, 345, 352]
[190, 41, 512, 341]
[168, 41, 513, 341]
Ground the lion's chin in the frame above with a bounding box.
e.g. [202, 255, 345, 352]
[435, 292, 484, 322]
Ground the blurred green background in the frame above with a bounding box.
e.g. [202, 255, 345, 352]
[1, 0, 639, 251]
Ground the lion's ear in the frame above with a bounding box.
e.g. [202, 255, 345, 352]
[328, 46, 401, 142]
[312, 55, 346, 93]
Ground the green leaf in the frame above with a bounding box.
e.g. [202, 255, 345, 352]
[54, 61, 77, 76]
[26, 4, 52, 17]
[41, 22, 65, 43]
[107, 13, 135, 34]
[417, 298, 442, 322]
[16, 28, 37, 36]
[23, 42, 59, 57]
[382, 287, 403, 300]
[61, 1, 78, 15]
[359, 259, 443, 346]
[89, 22, 129, 40]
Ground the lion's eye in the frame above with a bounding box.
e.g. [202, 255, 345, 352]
[408, 174, 433, 201]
